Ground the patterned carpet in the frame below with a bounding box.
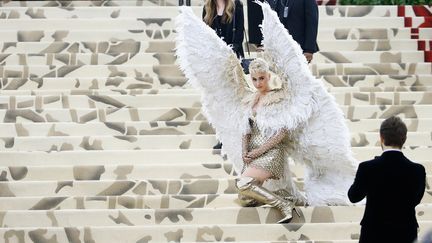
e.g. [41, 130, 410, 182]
[0, 1, 431, 242]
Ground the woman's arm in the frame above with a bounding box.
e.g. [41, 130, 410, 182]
[247, 129, 288, 159]
[242, 133, 250, 155]
[242, 133, 252, 164]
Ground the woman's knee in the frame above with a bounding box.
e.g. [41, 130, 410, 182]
[241, 167, 272, 183]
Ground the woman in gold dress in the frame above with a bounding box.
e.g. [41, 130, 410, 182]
[236, 58, 296, 223]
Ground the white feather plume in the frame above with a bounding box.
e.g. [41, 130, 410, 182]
[175, 6, 251, 173]
[259, 2, 358, 205]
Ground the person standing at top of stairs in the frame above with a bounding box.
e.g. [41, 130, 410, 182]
[247, 0, 319, 63]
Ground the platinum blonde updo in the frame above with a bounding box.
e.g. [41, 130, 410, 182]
[248, 58, 269, 74]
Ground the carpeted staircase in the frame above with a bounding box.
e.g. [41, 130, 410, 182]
[0, 1, 431, 242]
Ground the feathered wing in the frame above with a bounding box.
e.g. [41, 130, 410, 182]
[259, 2, 357, 205]
[255, 2, 320, 136]
[175, 7, 251, 173]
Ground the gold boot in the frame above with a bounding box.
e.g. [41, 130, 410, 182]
[274, 189, 308, 207]
[237, 194, 261, 207]
[236, 177, 295, 223]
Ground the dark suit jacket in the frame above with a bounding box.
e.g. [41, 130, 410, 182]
[202, 0, 244, 57]
[246, 0, 264, 45]
[272, 0, 319, 53]
[348, 151, 426, 242]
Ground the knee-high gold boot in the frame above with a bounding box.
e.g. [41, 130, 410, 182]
[236, 177, 296, 223]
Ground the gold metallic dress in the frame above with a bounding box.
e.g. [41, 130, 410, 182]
[244, 116, 286, 180]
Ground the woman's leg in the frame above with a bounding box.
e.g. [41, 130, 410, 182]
[242, 166, 272, 183]
[236, 167, 271, 207]
[236, 167, 295, 223]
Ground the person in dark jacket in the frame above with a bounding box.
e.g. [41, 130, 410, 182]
[203, 0, 244, 58]
[247, 0, 319, 62]
[246, 0, 264, 51]
[348, 116, 426, 243]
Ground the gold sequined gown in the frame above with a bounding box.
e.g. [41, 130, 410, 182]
[244, 116, 286, 179]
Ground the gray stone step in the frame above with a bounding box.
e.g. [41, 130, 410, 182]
[0, 132, 430, 152]
[2, 75, 431, 90]
[0, 28, 418, 42]
[2, 63, 431, 79]
[0, 51, 425, 65]
[0, 223, 431, 242]
[2, 160, 432, 181]
[1, 206, 431, 227]
[0, 147, 430, 166]
[0, 6, 420, 18]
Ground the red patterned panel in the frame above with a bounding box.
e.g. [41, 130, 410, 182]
[412, 5, 432, 17]
[418, 17, 432, 28]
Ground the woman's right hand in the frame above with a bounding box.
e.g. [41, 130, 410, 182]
[243, 153, 253, 164]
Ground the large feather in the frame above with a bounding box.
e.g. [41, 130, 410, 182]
[175, 6, 251, 173]
[258, 2, 358, 205]
[251, 2, 320, 138]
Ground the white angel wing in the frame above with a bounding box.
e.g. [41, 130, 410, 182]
[175, 7, 251, 173]
[258, 2, 358, 205]
[250, 2, 320, 138]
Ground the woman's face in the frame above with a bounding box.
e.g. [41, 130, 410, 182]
[251, 71, 271, 93]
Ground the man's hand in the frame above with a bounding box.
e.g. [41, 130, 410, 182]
[304, 52, 313, 63]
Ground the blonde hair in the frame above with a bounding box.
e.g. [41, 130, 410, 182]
[203, 0, 234, 26]
[249, 58, 269, 74]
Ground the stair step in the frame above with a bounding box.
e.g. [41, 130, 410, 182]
[2, 86, 432, 96]
[0, 28, 417, 42]
[0, 18, 418, 30]
[1, 105, 431, 122]
[2, 223, 432, 241]
[0, 132, 429, 152]
[0, 147, 430, 166]
[0, 118, 430, 137]
[0, 223, 359, 241]
[2, 160, 432, 181]
[2, 63, 431, 79]
[0, 51, 426, 65]
[0, 178, 238, 197]
[0, 0, 201, 7]
[0, 40, 426, 54]
[322, 74, 432, 88]
[0, 163, 236, 181]
[0, 6, 423, 19]
[2, 194, 432, 210]
[0, 194, 239, 210]
[0, 92, 431, 109]
[0, 206, 429, 227]
[2, 75, 432, 90]
[2, 177, 432, 198]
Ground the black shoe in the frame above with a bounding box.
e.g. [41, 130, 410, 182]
[213, 142, 222, 149]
